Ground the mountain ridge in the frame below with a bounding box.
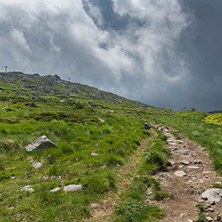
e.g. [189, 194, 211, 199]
[0, 71, 151, 108]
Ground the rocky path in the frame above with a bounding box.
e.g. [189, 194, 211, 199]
[151, 125, 222, 222]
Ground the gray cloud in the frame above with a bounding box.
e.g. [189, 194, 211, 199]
[0, 0, 221, 111]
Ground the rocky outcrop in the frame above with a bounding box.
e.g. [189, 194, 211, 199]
[25, 136, 57, 152]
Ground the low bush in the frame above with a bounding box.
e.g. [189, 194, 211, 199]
[115, 200, 151, 222]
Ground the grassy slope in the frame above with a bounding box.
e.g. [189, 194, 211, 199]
[0, 72, 172, 221]
[1, 72, 222, 221]
[149, 111, 222, 175]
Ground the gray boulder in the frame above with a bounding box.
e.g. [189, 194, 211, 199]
[25, 135, 57, 152]
[201, 188, 222, 203]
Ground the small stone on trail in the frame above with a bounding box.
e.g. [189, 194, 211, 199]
[181, 160, 190, 165]
[209, 208, 214, 212]
[50, 187, 61, 193]
[175, 170, 186, 177]
[63, 184, 82, 192]
[180, 213, 187, 218]
[206, 216, 213, 222]
[203, 171, 211, 174]
[188, 166, 199, 169]
[217, 213, 222, 221]
[169, 161, 175, 165]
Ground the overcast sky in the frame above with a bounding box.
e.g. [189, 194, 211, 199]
[0, 0, 221, 112]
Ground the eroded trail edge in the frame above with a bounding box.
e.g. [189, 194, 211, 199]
[150, 125, 222, 222]
[83, 133, 155, 222]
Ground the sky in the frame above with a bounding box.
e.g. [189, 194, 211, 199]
[0, 0, 222, 112]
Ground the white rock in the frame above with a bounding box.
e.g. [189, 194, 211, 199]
[175, 171, 186, 177]
[98, 118, 105, 123]
[63, 184, 82, 192]
[201, 188, 222, 203]
[50, 187, 61, 193]
[32, 162, 42, 169]
[180, 213, 187, 218]
[217, 213, 222, 221]
[202, 171, 211, 174]
[206, 216, 213, 222]
[181, 160, 190, 165]
[20, 185, 34, 193]
[90, 152, 99, 156]
[188, 166, 199, 169]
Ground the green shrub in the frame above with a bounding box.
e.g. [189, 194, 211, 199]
[191, 131, 200, 137]
[0, 140, 20, 153]
[198, 213, 206, 222]
[0, 171, 11, 181]
[145, 151, 168, 170]
[59, 141, 74, 154]
[152, 190, 171, 201]
[83, 173, 115, 194]
[115, 200, 150, 222]
[0, 158, 5, 170]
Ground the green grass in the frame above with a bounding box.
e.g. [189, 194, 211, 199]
[0, 97, 150, 221]
[149, 111, 222, 175]
[2, 72, 221, 221]
[113, 130, 171, 222]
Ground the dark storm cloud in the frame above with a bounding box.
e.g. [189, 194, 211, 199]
[177, 0, 222, 111]
[0, 1, 118, 88]
[0, 0, 221, 111]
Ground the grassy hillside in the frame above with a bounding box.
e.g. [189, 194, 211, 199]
[0, 72, 172, 221]
[1, 72, 222, 221]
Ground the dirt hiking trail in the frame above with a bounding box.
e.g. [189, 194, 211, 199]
[83, 134, 155, 222]
[83, 126, 222, 222]
[151, 125, 222, 222]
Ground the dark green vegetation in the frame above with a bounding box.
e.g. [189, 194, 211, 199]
[196, 203, 207, 222]
[1, 72, 222, 221]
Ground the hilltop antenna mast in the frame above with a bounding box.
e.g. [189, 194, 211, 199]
[4, 66, 8, 73]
